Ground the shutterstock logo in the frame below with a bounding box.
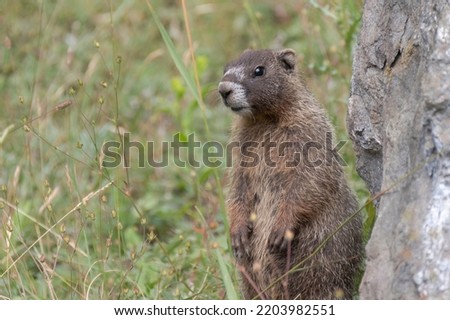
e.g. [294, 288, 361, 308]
[101, 132, 348, 169]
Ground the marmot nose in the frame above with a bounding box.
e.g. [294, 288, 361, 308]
[218, 83, 232, 100]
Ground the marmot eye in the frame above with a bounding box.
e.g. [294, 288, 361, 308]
[254, 66, 265, 77]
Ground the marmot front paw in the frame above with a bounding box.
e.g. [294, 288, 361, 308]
[231, 223, 253, 261]
[268, 227, 295, 253]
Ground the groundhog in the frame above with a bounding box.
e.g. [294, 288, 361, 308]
[218, 49, 362, 300]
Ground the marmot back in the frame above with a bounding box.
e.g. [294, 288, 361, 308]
[219, 49, 362, 299]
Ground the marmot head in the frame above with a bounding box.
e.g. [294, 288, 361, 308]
[218, 49, 299, 118]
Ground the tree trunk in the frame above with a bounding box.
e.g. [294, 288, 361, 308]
[348, 0, 450, 299]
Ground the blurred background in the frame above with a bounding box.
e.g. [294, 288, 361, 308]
[0, 0, 365, 299]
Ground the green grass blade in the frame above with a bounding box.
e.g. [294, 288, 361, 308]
[146, 1, 200, 104]
[215, 249, 238, 300]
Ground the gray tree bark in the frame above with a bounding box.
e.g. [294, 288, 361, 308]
[348, 0, 450, 299]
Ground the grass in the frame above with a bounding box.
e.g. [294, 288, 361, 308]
[0, 0, 365, 299]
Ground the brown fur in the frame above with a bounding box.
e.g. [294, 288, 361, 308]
[219, 49, 362, 300]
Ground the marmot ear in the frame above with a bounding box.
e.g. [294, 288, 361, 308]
[278, 48, 296, 70]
